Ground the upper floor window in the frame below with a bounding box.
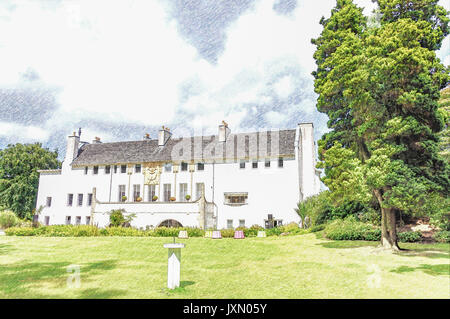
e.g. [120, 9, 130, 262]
[46, 197, 52, 207]
[118, 185, 126, 202]
[181, 162, 188, 171]
[87, 193, 93, 206]
[252, 160, 258, 169]
[239, 160, 246, 169]
[77, 194, 83, 206]
[114, 165, 118, 173]
[265, 159, 271, 168]
[224, 192, 248, 206]
[135, 164, 141, 173]
[133, 184, 141, 202]
[278, 157, 284, 168]
[105, 165, 111, 174]
[93, 166, 99, 174]
[67, 194, 73, 207]
[84, 167, 88, 175]
[197, 163, 204, 171]
[179, 183, 188, 202]
[164, 163, 172, 172]
[163, 184, 171, 202]
[121, 165, 127, 173]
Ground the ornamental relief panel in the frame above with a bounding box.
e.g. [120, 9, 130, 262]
[143, 163, 162, 185]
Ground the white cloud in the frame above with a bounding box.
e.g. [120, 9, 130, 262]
[0, 121, 50, 142]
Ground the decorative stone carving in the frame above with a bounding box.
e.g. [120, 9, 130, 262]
[143, 163, 162, 185]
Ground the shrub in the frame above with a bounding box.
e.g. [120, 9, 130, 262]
[324, 217, 381, 241]
[243, 225, 264, 237]
[169, 197, 176, 202]
[5, 227, 36, 236]
[265, 227, 282, 236]
[433, 231, 450, 243]
[0, 210, 19, 229]
[309, 224, 325, 232]
[108, 209, 136, 227]
[185, 194, 191, 201]
[279, 222, 300, 234]
[221, 229, 235, 238]
[152, 195, 158, 202]
[398, 231, 422, 243]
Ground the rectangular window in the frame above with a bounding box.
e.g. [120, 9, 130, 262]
[87, 193, 93, 206]
[135, 164, 141, 173]
[44, 216, 50, 226]
[121, 165, 127, 173]
[114, 165, 118, 173]
[76, 216, 81, 225]
[227, 219, 233, 229]
[265, 159, 271, 168]
[239, 160, 246, 169]
[67, 194, 73, 206]
[105, 165, 111, 174]
[252, 160, 258, 169]
[77, 194, 83, 206]
[93, 166, 99, 174]
[181, 162, 188, 171]
[179, 183, 188, 202]
[65, 216, 71, 225]
[118, 185, 126, 202]
[197, 163, 204, 171]
[163, 184, 171, 202]
[85, 216, 91, 225]
[239, 219, 245, 228]
[164, 163, 172, 172]
[195, 183, 204, 200]
[46, 197, 52, 207]
[278, 157, 284, 168]
[224, 193, 248, 206]
[148, 185, 156, 201]
[133, 184, 141, 202]
[84, 167, 88, 175]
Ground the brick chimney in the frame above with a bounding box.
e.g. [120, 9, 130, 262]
[218, 120, 230, 142]
[158, 126, 172, 146]
[92, 136, 102, 144]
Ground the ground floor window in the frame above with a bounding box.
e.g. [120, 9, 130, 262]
[158, 219, 183, 228]
[44, 216, 50, 226]
[65, 216, 71, 225]
[239, 219, 245, 228]
[196, 183, 204, 200]
[85, 216, 91, 225]
[265, 219, 283, 229]
[227, 219, 233, 229]
[75, 216, 81, 225]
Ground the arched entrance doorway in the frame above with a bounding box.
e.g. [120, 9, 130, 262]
[158, 219, 183, 228]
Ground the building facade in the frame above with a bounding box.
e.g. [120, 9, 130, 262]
[36, 122, 321, 229]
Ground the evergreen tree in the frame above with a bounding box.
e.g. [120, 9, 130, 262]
[312, 0, 449, 250]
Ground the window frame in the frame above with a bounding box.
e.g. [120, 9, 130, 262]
[121, 165, 127, 174]
[67, 194, 73, 207]
[278, 157, 284, 168]
[105, 165, 111, 174]
[224, 192, 248, 206]
[252, 160, 258, 169]
[77, 193, 83, 207]
[181, 162, 188, 171]
[135, 164, 141, 173]
[265, 159, 271, 168]
[93, 166, 99, 175]
[46, 197, 52, 207]
[197, 163, 205, 171]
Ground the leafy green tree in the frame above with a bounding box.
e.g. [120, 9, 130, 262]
[438, 85, 450, 161]
[312, 0, 449, 250]
[0, 143, 60, 219]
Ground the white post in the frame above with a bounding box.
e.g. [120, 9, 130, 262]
[164, 243, 185, 289]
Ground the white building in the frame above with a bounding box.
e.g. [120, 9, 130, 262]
[36, 122, 321, 229]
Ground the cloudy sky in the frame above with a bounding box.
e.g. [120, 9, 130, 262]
[0, 0, 449, 158]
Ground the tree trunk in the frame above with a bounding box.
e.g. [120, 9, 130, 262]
[381, 207, 400, 250]
[373, 189, 400, 251]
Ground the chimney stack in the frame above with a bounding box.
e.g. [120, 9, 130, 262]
[62, 131, 80, 173]
[92, 136, 102, 144]
[158, 126, 172, 146]
[218, 120, 230, 142]
[143, 133, 151, 140]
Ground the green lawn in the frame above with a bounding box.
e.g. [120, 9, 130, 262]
[0, 233, 448, 298]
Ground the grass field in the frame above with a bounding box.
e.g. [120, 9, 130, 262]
[0, 233, 448, 298]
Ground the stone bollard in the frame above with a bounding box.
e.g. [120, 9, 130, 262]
[212, 230, 222, 239]
[163, 243, 185, 289]
[257, 231, 267, 238]
[178, 230, 188, 239]
[234, 230, 245, 239]
[204, 230, 213, 238]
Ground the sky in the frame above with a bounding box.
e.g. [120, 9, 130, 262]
[0, 0, 449, 158]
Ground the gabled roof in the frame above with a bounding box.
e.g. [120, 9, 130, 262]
[71, 129, 297, 166]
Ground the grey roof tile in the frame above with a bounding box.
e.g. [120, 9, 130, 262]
[71, 129, 296, 166]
